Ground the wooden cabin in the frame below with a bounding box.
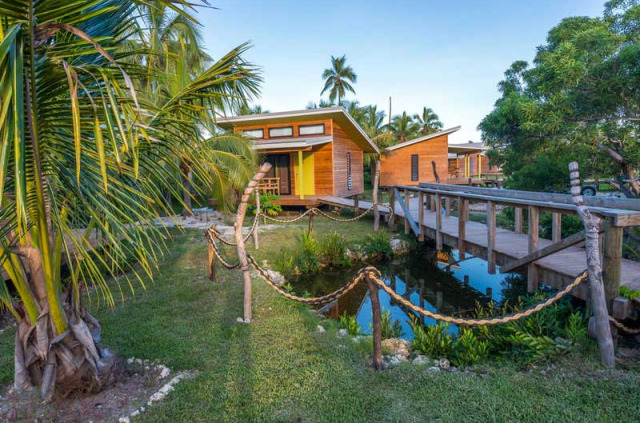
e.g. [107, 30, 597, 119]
[218, 107, 379, 206]
[379, 126, 461, 187]
[448, 142, 501, 182]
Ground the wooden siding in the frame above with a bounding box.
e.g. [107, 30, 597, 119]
[333, 123, 364, 196]
[233, 119, 332, 140]
[313, 142, 334, 195]
[379, 134, 449, 186]
[451, 153, 501, 178]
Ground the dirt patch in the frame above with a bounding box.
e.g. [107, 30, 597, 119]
[0, 360, 194, 422]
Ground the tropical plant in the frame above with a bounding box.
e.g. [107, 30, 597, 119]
[238, 104, 269, 115]
[409, 318, 455, 358]
[414, 107, 444, 135]
[0, 0, 259, 400]
[294, 230, 321, 273]
[452, 328, 490, 367]
[318, 232, 350, 268]
[340, 312, 362, 336]
[248, 194, 282, 216]
[378, 310, 404, 339]
[387, 111, 419, 143]
[363, 231, 393, 260]
[320, 54, 357, 104]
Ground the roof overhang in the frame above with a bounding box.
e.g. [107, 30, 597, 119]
[217, 107, 379, 154]
[385, 126, 461, 152]
[448, 143, 487, 154]
[253, 136, 332, 151]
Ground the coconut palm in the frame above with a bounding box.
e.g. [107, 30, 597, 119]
[0, 0, 259, 400]
[388, 111, 419, 143]
[414, 107, 444, 135]
[306, 99, 335, 109]
[321, 55, 357, 104]
[238, 104, 269, 115]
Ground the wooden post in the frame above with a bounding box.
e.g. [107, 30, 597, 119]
[404, 189, 410, 235]
[308, 210, 315, 235]
[373, 160, 380, 231]
[431, 160, 440, 183]
[207, 230, 216, 281]
[569, 161, 615, 367]
[253, 189, 260, 250]
[298, 150, 305, 200]
[445, 197, 451, 217]
[389, 188, 396, 231]
[235, 163, 272, 322]
[458, 196, 466, 260]
[435, 193, 442, 250]
[527, 205, 539, 291]
[514, 207, 523, 234]
[430, 194, 435, 211]
[551, 212, 561, 243]
[418, 191, 425, 242]
[354, 195, 360, 214]
[603, 221, 622, 308]
[487, 200, 496, 274]
[366, 274, 383, 371]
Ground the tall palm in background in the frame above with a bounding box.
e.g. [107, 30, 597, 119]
[388, 111, 419, 142]
[0, 0, 259, 399]
[130, 3, 260, 216]
[414, 107, 444, 135]
[321, 55, 357, 104]
[238, 104, 269, 115]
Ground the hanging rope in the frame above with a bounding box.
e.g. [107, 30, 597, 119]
[259, 203, 394, 224]
[207, 212, 260, 247]
[204, 229, 240, 269]
[608, 317, 640, 334]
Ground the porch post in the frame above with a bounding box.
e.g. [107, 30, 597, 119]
[298, 150, 305, 200]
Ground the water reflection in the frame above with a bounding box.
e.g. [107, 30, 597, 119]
[289, 247, 526, 340]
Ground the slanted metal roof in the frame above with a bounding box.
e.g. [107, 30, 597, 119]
[385, 126, 461, 151]
[217, 107, 379, 153]
[448, 141, 487, 154]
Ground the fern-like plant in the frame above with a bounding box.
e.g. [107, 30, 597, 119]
[340, 312, 362, 336]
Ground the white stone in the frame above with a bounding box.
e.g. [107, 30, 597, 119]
[395, 354, 408, 363]
[338, 329, 348, 337]
[438, 358, 450, 370]
[427, 366, 440, 372]
[118, 418, 130, 423]
[265, 269, 285, 286]
[159, 366, 171, 379]
[149, 392, 166, 403]
[131, 410, 140, 417]
[390, 238, 410, 254]
[412, 355, 430, 366]
[316, 325, 326, 333]
[236, 317, 244, 323]
[244, 318, 251, 323]
[127, 357, 134, 364]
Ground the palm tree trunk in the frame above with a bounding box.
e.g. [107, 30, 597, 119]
[180, 160, 193, 217]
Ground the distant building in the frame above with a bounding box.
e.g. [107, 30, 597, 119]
[448, 141, 500, 180]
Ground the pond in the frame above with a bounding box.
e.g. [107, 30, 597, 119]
[289, 247, 528, 340]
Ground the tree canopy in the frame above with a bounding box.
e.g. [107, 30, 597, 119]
[479, 0, 640, 196]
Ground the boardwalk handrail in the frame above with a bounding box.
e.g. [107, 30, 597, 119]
[418, 182, 640, 211]
[399, 184, 640, 227]
[393, 187, 420, 236]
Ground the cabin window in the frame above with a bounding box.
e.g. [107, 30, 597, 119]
[243, 129, 264, 139]
[347, 152, 352, 191]
[268, 126, 293, 138]
[411, 154, 419, 181]
[299, 124, 325, 136]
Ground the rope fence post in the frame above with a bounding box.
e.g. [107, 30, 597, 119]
[207, 227, 217, 281]
[253, 188, 260, 250]
[236, 163, 272, 322]
[308, 209, 315, 235]
[365, 271, 383, 371]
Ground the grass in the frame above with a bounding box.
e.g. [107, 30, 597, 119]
[1, 221, 640, 422]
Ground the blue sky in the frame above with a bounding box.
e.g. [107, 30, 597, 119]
[199, 0, 604, 143]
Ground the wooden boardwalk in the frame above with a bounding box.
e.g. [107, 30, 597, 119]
[318, 192, 640, 315]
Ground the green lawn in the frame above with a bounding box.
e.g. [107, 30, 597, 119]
[1, 220, 639, 422]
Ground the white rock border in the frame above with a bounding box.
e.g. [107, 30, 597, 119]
[119, 357, 196, 422]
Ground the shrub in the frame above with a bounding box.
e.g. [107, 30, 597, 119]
[272, 248, 296, 279]
[452, 328, 489, 367]
[318, 232, 350, 268]
[340, 312, 362, 336]
[409, 317, 454, 358]
[378, 310, 404, 340]
[247, 194, 282, 216]
[294, 230, 321, 273]
[363, 231, 393, 260]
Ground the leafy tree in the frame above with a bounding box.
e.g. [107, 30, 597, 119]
[387, 111, 419, 143]
[414, 107, 444, 135]
[0, 0, 258, 399]
[480, 1, 640, 197]
[321, 54, 357, 104]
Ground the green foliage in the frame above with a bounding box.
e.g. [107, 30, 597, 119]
[363, 231, 393, 260]
[248, 194, 282, 216]
[272, 249, 296, 279]
[377, 310, 404, 340]
[409, 318, 455, 359]
[282, 283, 294, 294]
[452, 328, 490, 367]
[294, 231, 321, 273]
[317, 232, 350, 268]
[340, 312, 362, 336]
[620, 286, 640, 301]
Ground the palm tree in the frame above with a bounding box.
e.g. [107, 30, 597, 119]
[414, 107, 444, 135]
[321, 55, 357, 104]
[0, 0, 259, 399]
[388, 111, 419, 143]
[238, 104, 269, 115]
[306, 99, 335, 109]
[341, 100, 366, 126]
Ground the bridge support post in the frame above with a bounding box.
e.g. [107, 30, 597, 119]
[487, 200, 496, 274]
[404, 189, 410, 235]
[445, 197, 451, 217]
[418, 192, 425, 242]
[552, 213, 562, 243]
[527, 205, 539, 291]
[514, 207, 523, 233]
[389, 189, 397, 231]
[603, 221, 622, 310]
[458, 196, 466, 259]
[435, 193, 443, 250]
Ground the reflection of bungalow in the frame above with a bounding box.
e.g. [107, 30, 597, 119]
[448, 141, 500, 180]
[218, 107, 379, 206]
[379, 126, 461, 187]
